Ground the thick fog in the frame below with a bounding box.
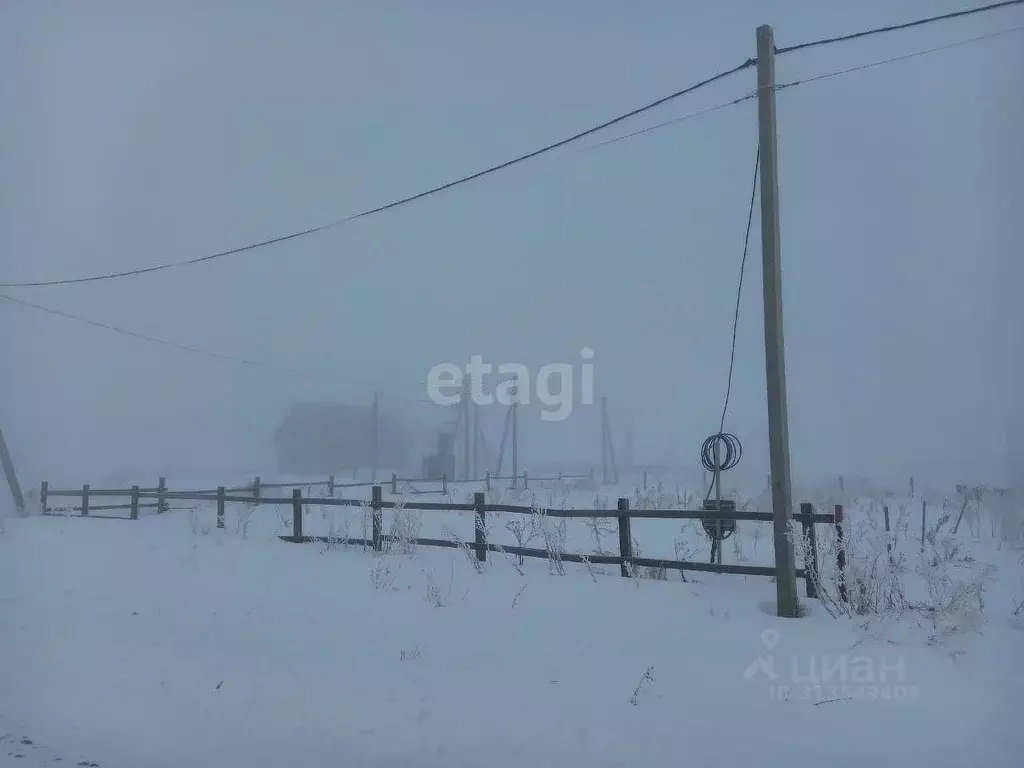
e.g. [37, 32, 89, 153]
[1, 0, 1021, 494]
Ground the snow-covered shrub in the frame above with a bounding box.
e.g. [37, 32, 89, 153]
[584, 515, 616, 556]
[504, 514, 538, 567]
[631, 485, 675, 511]
[441, 525, 485, 575]
[533, 504, 566, 576]
[382, 496, 421, 556]
[423, 561, 453, 607]
[795, 505, 908, 620]
[916, 528, 995, 638]
[320, 504, 350, 553]
[369, 555, 401, 592]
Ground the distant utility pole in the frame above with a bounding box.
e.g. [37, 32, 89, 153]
[495, 403, 511, 478]
[475, 408, 489, 478]
[511, 397, 519, 488]
[471, 399, 479, 481]
[600, 396, 618, 485]
[0, 427, 25, 515]
[371, 391, 380, 482]
[625, 414, 635, 474]
[757, 24, 799, 619]
[601, 396, 608, 484]
[462, 379, 471, 481]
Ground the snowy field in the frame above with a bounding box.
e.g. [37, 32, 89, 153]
[2, 480, 1023, 767]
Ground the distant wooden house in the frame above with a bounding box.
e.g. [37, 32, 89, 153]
[272, 402, 409, 476]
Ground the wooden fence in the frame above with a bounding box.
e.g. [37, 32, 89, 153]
[37, 477, 845, 599]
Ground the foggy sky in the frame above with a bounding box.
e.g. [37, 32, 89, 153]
[2, 0, 1022, 492]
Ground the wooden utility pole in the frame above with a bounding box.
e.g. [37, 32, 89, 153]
[600, 397, 618, 485]
[475, 415, 490, 475]
[511, 398, 519, 488]
[371, 391, 380, 482]
[0, 427, 25, 515]
[757, 24, 799, 619]
[601, 396, 608, 484]
[625, 414, 635, 475]
[495, 403, 511, 478]
[471, 399, 479, 481]
[462, 379, 471, 480]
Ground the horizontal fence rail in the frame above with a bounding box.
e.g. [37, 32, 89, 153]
[35, 475, 844, 600]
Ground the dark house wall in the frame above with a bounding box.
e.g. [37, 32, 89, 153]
[273, 402, 410, 475]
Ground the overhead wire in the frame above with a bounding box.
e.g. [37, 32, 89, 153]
[0, 292, 465, 415]
[717, 146, 759, 439]
[775, 0, 1024, 54]
[776, 24, 1024, 91]
[0, 292, 324, 377]
[701, 144, 759, 502]
[5, 0, 1022, 290]
[585, 20, 1024, 149]
[4, 3, 1021, 401]
[587, 90, 757, 150]
[0, 58, 756, 289]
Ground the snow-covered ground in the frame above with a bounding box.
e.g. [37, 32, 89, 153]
[1, 482, 1022, 767]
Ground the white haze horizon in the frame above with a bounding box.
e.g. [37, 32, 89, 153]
[2, 0, 1023, 496]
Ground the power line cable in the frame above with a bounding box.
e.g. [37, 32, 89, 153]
[0, 223, 349, 289]
[587, 22, 1023, 150]
[6, 1, 1020, 290]
[0, 58, 756, 290]
[775, 0, 1024, 54]
[588, 90, 757, 150]
[578, 22, 1023, 155]
[701, 143, 759, 503]
[776, 24, 1024, 91]
[0, 292, 322, 376]
[717, 145, 760, 439]
[0, 292, 463, 413]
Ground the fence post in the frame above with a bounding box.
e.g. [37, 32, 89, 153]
[328, 475, 335, 497]
[474, 491, 487, 562]
[485, 470, 491, 492]
[157, 476, 167, 514]
[441, 474, 448, 495]
[391, 473, 398, 495]
[523, 470, 528, 490]
[40, 481, 48, 514]
[292, 488, 303, 540]
[799, 502, 818, 599]
[371, 485, 383, 551]
[81, 484, 90, 517]
[617, 497, 633, 578]
[216, 486, 226, 529]
[920, 499, 926, 552]
[643, 470, 648, 490]
[253, 476, 261, 501]
[130, 485, 140, 520]
[835, 504, 848, 603]
[883, 505, 892, 566]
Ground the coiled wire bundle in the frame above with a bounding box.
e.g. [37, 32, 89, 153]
[700, 432, 743, 561]
[702, 432, 742, 503]
[701, 432, 742, 476]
